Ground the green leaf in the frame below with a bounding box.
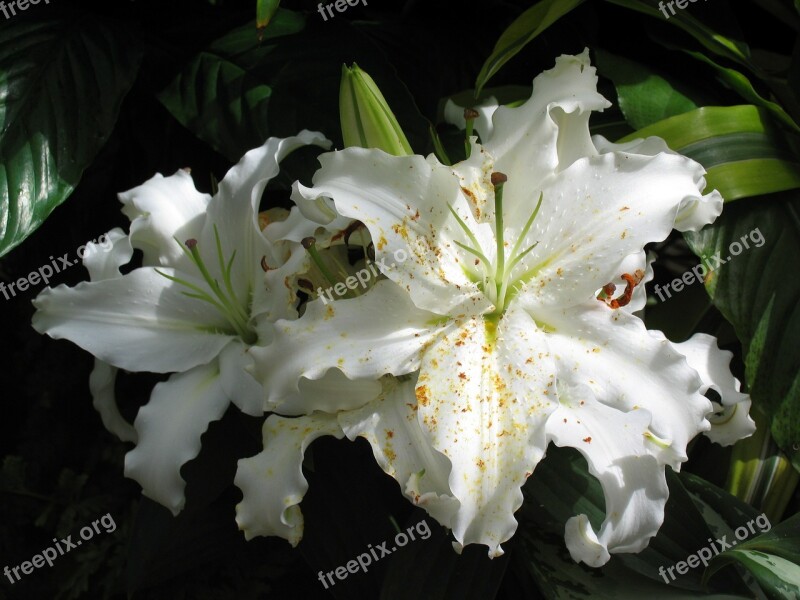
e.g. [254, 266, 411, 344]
[685, 194, 800, 470]
[595, 50, 698, 129]
[680, 48, 800, 134]
[157, 11, 305, 163]
[704, 513, 800, 599]
[619, 106, 800, 200]
[704, 159, 800, 201]
[726, 406, 799, 523]
[0, 17, 142, 257]
[594, 49, 699, 130]
[474, 0, 585, 96]
[678, 471, 763, 538]
[603, 0, 753, 69]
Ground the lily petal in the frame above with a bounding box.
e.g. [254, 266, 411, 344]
[250, 280, 442, 408]
[255, 241, 309, 323]
[512, 151, 713, 309]
[338, 377, 459, 527]
[235, 412, 344, 544]
[673, 333, 755, 445]
[416, 306, 557, 556]
[548, 383, 668, 566]
[531, 302, 711, 468]
[484, 49, 610, 218]
[219, 340, 263, 416]
[32, 267, 234, 373]
[282, 190, 354, 243]
[83, 227, 137, 442]
[82, 228, 133, 281]
[199, 131, 330, 298]
[277, 369, 383, 416]
[118, 169, 210, 269]
[124, 362, 229, 514]
[593, 134, 723, 231]
[88, 360, 137, 443]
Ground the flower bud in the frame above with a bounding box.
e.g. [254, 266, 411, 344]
[339, 63, 413, 156]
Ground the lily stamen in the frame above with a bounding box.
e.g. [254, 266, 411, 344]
[156, 228, 256, 344]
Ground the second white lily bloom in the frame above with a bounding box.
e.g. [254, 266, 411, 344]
[33, 131, 329, 515]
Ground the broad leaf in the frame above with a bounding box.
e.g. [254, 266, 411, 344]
[704, 513, 800, 599]
[594, 49, 699, 130]
[680, 48, 800, 134]
[0, 16, 142, 257]
[726, 407, 799, 523]
[158, 11, 305, 163]
[685, 193, 800, 470]
[619, 106, 800, 201]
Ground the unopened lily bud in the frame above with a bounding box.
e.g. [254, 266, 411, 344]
[339, 63, 413, 156]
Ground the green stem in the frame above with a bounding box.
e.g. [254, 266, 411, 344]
[492, 173, 507, 304]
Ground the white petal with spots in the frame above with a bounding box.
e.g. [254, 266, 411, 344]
[338, 377, 460, 527]
[415, 306, 557, 556]
[251, 280, 444, 408]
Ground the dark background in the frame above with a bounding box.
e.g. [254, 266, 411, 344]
[0, 0, 792, 598]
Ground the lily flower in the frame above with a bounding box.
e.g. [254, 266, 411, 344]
[32, 131, 329, 515]
[248, 51, 753, 561]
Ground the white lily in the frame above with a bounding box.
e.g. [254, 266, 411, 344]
[32, 131, 329, 515]
[249, 51, 753, 561]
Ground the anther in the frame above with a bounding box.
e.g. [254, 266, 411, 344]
[491, 172, 508, 186]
